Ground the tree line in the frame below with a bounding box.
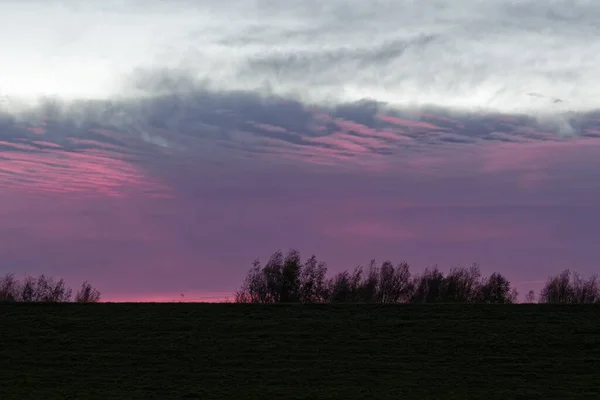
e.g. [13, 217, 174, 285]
[3, 250, 599, 305]
[235, 249, 600, 305]
[0, 273, 101, 303]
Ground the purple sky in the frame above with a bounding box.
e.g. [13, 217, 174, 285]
[2, 0, 600, 301]
[2, 93, 600, 301]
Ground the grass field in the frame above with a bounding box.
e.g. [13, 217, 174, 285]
[1, 304, 599, 399]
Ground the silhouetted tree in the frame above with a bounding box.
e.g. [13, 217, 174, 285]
[439, 264, 482, 302]
[539, 269, 575, 304]
[477, 272, 517, 304]
[236, 249, 328, 304]
[280, 249, 302, 303]
[539, 270, 599, 304]
[235, 259, 269, 303]
[571, 272, 599, 304]
[410, 267, 444, 303]
[323, 261, 414, 304]
[299, 255, 328, 303]
[35, 275, 72, 302]
[75, 281, 101, 303]
[20, 276, 36, 302]
[360, 261, 379, 303]
[0, 273, 97, 303]
[347, 266, 364, 302]
[263, 251, 285, 303]
[0, 273, 20, 302]
[328, 270, 352, 303]
[378, 261, 413, 303]
[525, 290, 536, 304]
[235, 249, 599, 306]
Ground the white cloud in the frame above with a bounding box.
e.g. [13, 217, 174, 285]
[1, 0, 599, 115]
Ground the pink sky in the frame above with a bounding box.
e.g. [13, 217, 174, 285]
[1, 94, 600, 301]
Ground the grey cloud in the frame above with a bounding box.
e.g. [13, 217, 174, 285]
[2, 69, 600, 168]
[3, 0, 600, 115]
[243, 35, 439, 79]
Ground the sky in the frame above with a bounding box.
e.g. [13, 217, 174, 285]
[1, 0, 600, 302]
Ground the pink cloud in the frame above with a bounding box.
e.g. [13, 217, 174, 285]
[418, 112, 465, 128]
[31, 141, 63, 148]
[332, 117, 410, 142]
[67, 138, 133, 152]
[0, 148, 172, 197]
[477, 137, 600, 175]
[378, 114, 446, 131]
[26, 127, 45, 135]
[0, 141, 38, 151]
[253, 123, 289, 134]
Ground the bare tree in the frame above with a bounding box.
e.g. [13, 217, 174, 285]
[0, 273, 20, 302]
[525, 290, 536, 304]
[477, 273, 515, 304]
[313, 260, 329, 302]
[262, 251, 285, 303]
[235, 249, 599, 306]
[236, 250, 328, 304]
[538, 270, 599, 304]
[328, 271, 352, 303]
[0, 273, 83, 302]
[508, 288, 519, 304]
[378, 261, 412, 303]
[440, 264, 482, 302]
[34, 275, 72, 302]
[348, 266, 364, 302]
[299, 255, 328, 303]
[360, 260, 379, 303]
[280, 249, 302, 303]
[410, 267, 444, 303]
[539, 270, 575, 304]
[20, 276, 36, 302]
[235, 259, 268, 303]
[571, 272, 599, 304]
[75, 281, 101, 303]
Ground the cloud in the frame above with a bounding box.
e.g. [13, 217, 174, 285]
[1, 0, 600, 116]
[1, 78, 600, 197]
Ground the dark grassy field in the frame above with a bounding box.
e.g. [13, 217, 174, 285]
[1, 304, 599, 399]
